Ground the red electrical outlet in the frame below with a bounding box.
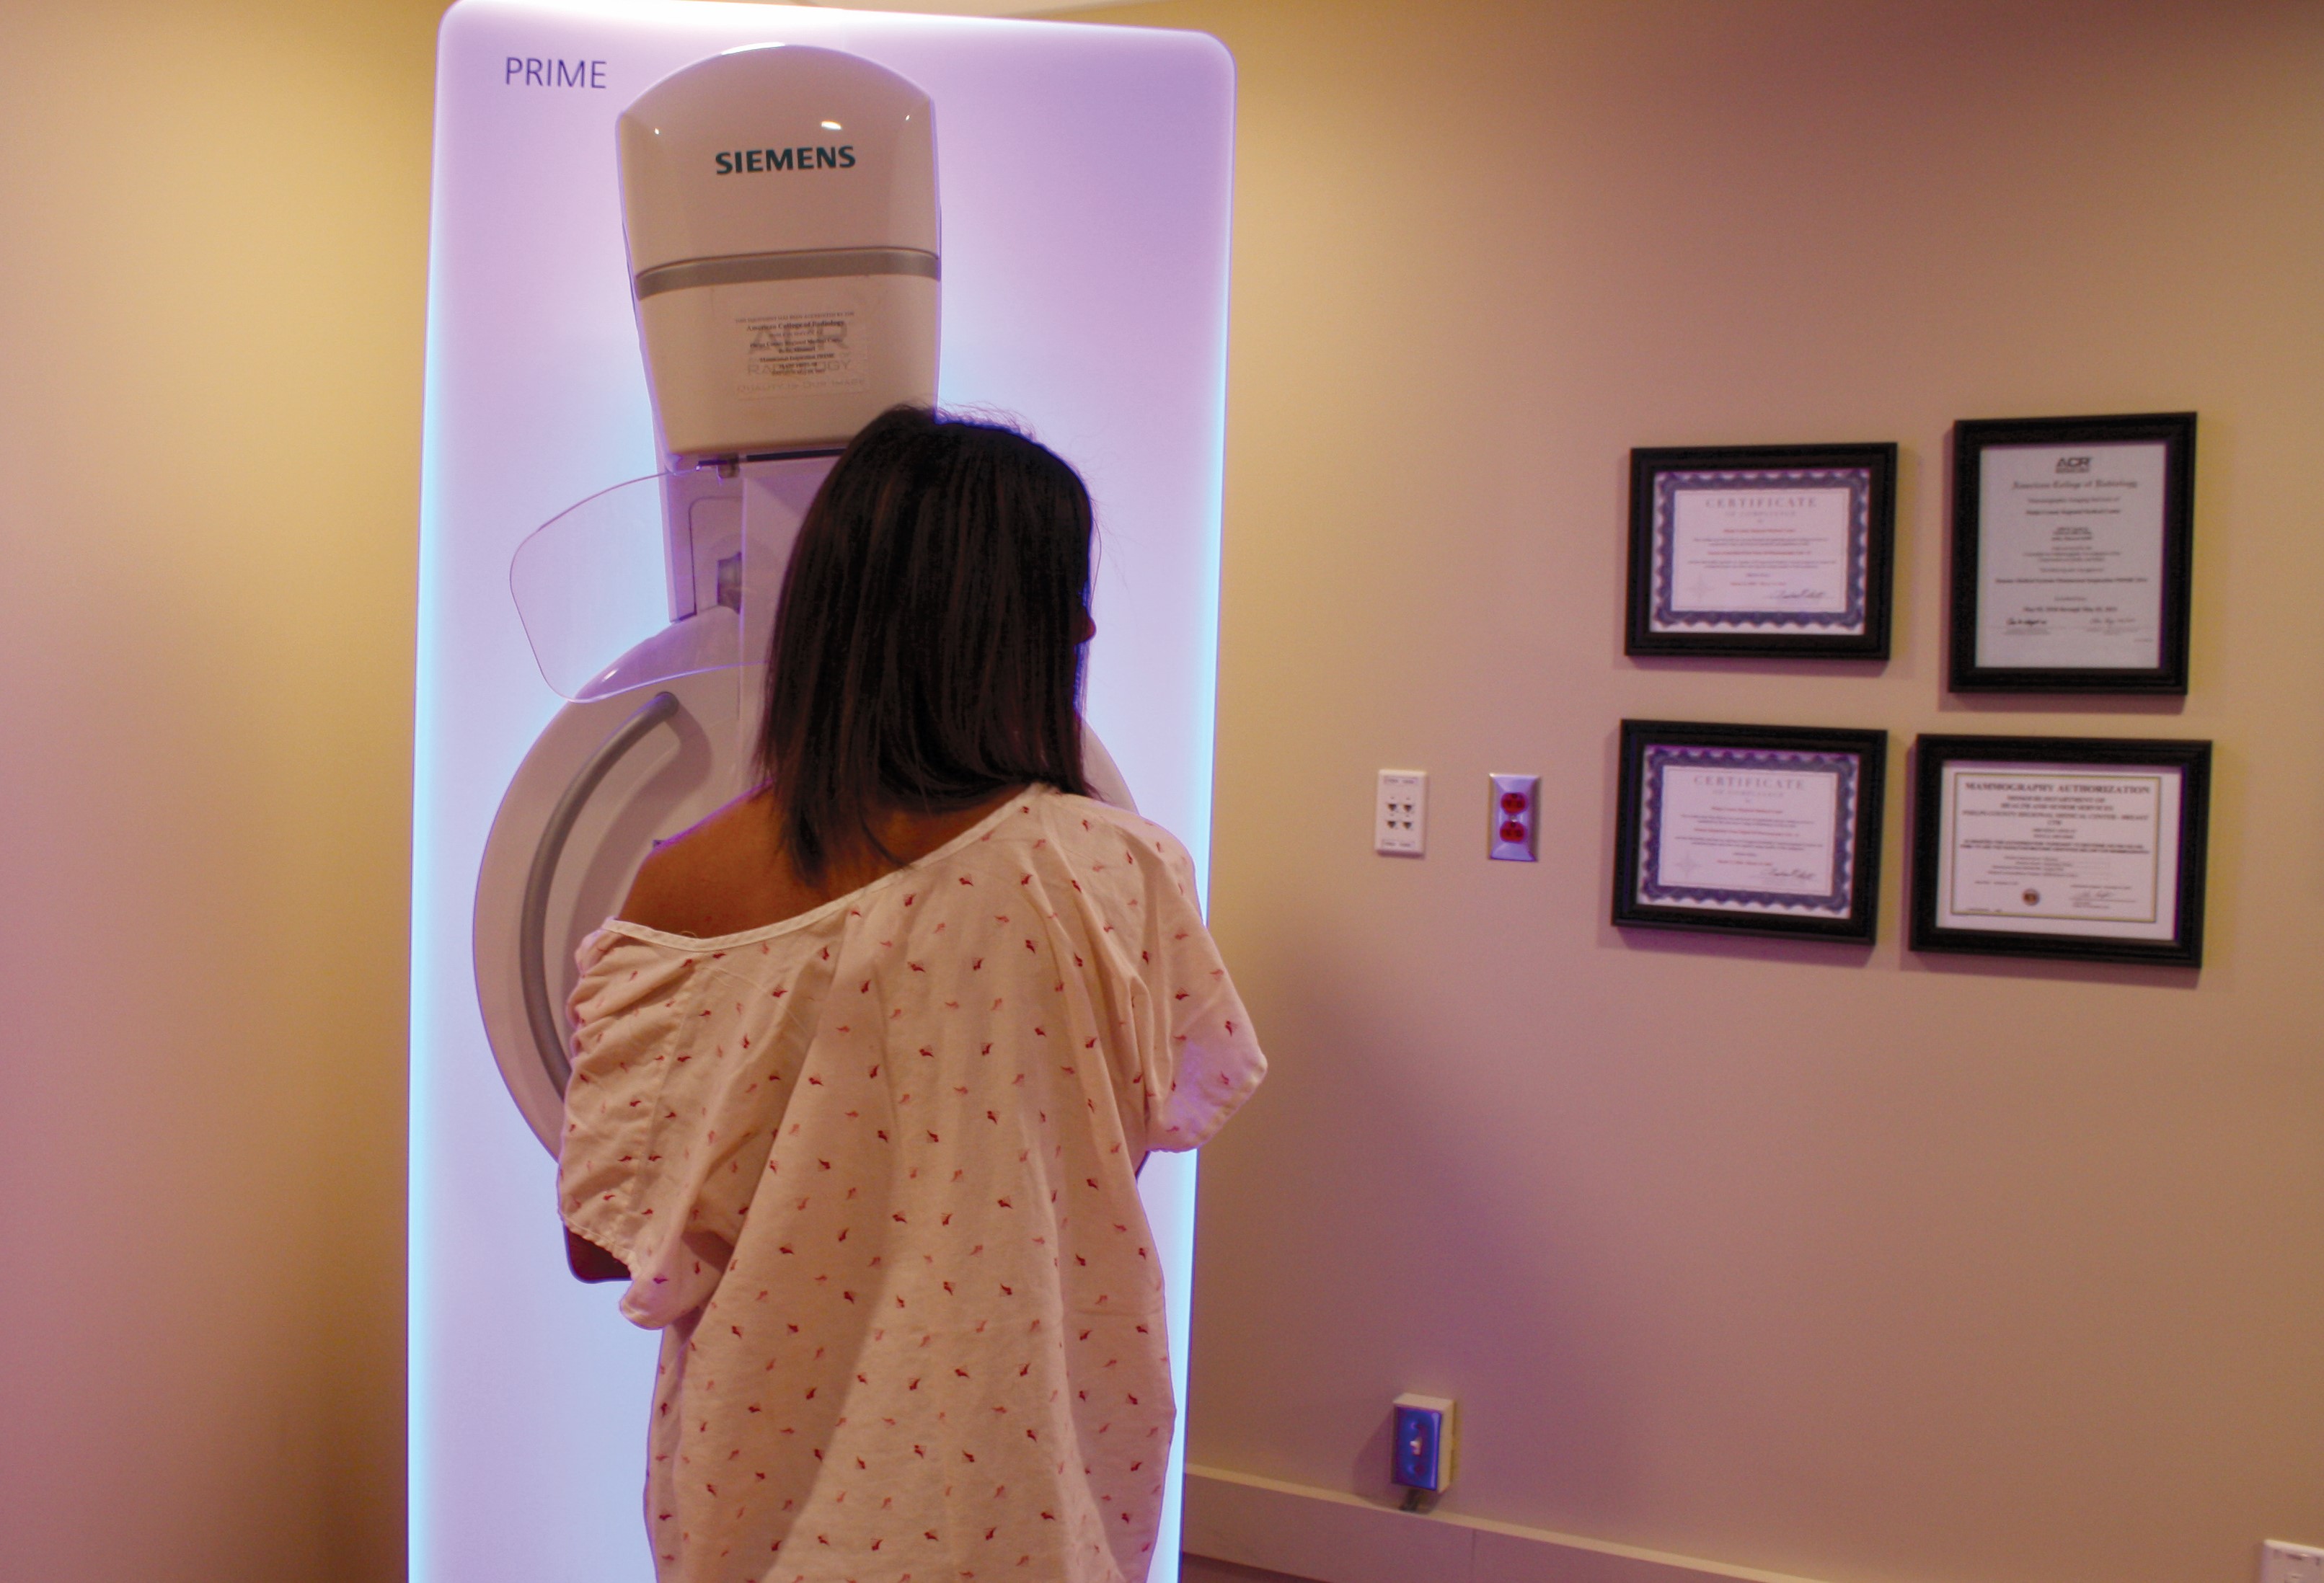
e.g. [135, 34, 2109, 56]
[1489, 773, 1538, 861]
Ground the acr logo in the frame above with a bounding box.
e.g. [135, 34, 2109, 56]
[716, 145, 857, 174]
[2055, 455, 2092, 474]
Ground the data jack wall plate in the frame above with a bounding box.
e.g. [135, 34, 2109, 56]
[1489, 773, 1539, 861]
[2262, 1540, 2324, 1583]
[1376, 770, 1426, 856]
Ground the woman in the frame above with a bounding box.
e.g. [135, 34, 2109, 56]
[557, 407, 1265, 1583]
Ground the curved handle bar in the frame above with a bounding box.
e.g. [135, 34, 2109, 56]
[521, 689, 681, 1096]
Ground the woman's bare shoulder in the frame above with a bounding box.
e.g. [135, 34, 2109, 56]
[619, 791, 809, 938]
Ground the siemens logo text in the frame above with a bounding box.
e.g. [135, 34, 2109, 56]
[717, 146, 857, 174]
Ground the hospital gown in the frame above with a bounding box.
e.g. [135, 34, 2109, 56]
[558, 788, 1265, 1583]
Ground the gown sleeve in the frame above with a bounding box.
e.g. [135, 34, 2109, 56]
[1134, 830, 1267, 1153]
[557, 928, 783, 1329]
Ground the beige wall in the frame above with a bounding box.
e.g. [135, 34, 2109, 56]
[0, 1, 445, 1577]
[1060, 4, 2324, 1583]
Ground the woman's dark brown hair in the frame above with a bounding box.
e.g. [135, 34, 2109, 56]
[756, 406, 1094, 883]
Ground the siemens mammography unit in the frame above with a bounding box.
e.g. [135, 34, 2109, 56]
[474, 43, 1136, 1150]
[415, 6, 1232, 1582]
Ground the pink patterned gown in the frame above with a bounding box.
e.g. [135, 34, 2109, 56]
[558, 788, 1265, 1583]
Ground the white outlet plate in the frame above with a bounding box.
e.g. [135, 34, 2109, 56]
[1489, 773, 1539, 861]
[2263, 1541, 2324, 1583]
[1376, 770, 1426, 856]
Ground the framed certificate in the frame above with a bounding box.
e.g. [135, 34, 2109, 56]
[1625, 443, 1897, 660]
[1948, 412, 2196, 693]
[1909, 735, 2211, 967]
[1613, 719, 1887, 943]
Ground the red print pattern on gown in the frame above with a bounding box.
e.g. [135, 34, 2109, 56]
[559, 789, 1265, 1583]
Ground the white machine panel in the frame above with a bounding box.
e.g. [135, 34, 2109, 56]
[413, 5, 1233, 1582]
[620, 46, 941, 458]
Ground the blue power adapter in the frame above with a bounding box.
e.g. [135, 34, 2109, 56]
[1391, 1393, 1456, 1494]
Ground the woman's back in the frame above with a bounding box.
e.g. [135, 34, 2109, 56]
[618, 784, 1022, 941]
[559, 407, 1264, 1581]
[559, 788, 1264, 1583]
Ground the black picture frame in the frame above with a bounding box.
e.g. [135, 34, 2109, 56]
[1948, 412, 2196, 693]
[1613, 719, 1888, 944]
[1909, 735, 2211, 967]
[1625, 443, 1898, 660]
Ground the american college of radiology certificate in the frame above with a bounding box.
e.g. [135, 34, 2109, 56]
[1935, 763, 2183, 940]
[1975, 441, 2168, 670]
[1640, 748, 1856, 915]
[1655, 479, 1861, 632]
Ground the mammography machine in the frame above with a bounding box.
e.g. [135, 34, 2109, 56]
[413, 4, 1232, 1580]
[474, 40, 1140, 1158]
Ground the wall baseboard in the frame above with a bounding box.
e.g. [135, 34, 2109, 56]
[1184, 1466, 1840, 1583]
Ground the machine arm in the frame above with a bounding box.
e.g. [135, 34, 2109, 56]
[520, 688, 684, 1098]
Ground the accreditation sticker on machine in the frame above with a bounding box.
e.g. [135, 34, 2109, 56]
[412, 6, 1234, 1583]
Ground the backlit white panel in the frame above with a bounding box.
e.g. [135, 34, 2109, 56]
[412, 4, 1232, 1580]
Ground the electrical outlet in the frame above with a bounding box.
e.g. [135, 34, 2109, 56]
[1376, 770, 1426, 856]
[1489, 773, 1539, 861]
[1391, 1393, 1456, 1493]
[2263, 1541, 2324, 1583]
